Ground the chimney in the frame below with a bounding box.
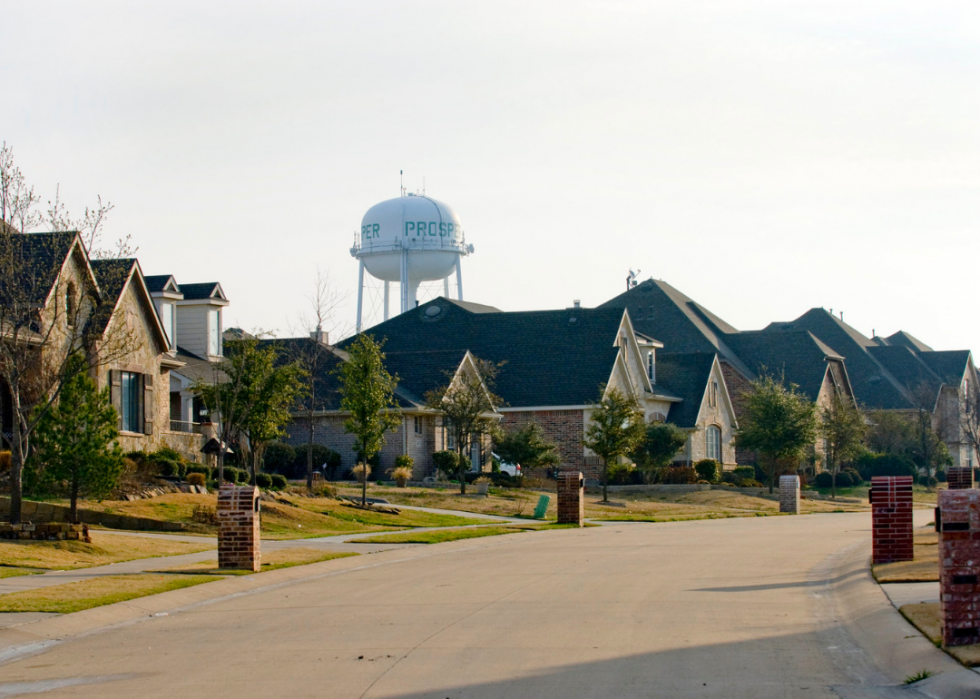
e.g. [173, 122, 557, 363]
[573, 300, 581, 309]
[311, 328, 329, 345]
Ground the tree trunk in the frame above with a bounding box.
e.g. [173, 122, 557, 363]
[767, 456, 775, 495]
[306, 417, 314, 491]
[360, 452, 367, 507]
[9, 429, 24, 525]
[829, 454, 836, 500]
[457, 447, 467, 495]
[602, 459, 608, 502]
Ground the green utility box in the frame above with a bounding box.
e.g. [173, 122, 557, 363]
[533, 495, 550, 519]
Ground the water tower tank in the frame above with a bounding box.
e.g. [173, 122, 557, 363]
[351, 193, 473, 332]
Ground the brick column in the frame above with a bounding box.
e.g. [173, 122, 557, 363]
[937, 489, 980, 646]
[947, 467, 974, 490]
[556, 471, 584, 527]
[779, 475, 800, 514]
[217, 485, 261, 571]
[870, 476, 913, 565]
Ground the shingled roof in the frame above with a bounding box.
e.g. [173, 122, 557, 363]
[89, 259, 137, 334]
[655, 353, 717, 428]
[339, 298, 625, 408]
[763, 308, 912, 409]
[0, 231, 87, 308]
[724, 330, 841, 402]
[599, 279, 754, 378]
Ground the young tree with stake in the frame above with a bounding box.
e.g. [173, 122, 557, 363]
[582, 386, 646, 502]
[820, 391, 867, 498]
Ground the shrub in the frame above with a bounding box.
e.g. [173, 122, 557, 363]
[152, 447, 182, 462]
[153, 457, 183, 478]
[263, 443, 297, 476]
[919, 474, 938, 488]
[855, 453, 916, 481]
[843, 467, 862, 485]
[834, 471, 853, 488]
[490, 471, 514, 487]
[220, 466, 241, 483]
[722, 466, 756, 485]
[662, 466, 696, 484]
[186, 472, 207, 487]
[432, 451, 460, 479]
[186, 464, 212, 479]
[316, 483, 337, 498]
[192, 504, 217, 525]
[813, 472, 833, 488]
[607, 463, 642, 485]
[352, 463, 371, 484]
[392, 466, 412, 487]
[270, 474, 288, 490]
[255, 472, 273, 488]
[394, 454, 414, 471]
[936, 470, 948, 483]
[694, 459, 719, 483]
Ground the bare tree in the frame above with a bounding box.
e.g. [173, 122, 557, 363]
[961, 383, 980, 470]
[0, 143, 136, 523]
[291, 270, 347, 489]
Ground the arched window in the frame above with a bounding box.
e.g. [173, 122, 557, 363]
[706, 425, 721, 462]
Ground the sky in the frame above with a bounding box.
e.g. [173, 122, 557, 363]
[2, 1, 978, 351]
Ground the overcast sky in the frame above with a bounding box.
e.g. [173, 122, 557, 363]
[3, 1, 978, 352]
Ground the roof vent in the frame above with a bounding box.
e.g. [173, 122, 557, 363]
[569, 317, 578, 325]
[424, 305, 442, 318]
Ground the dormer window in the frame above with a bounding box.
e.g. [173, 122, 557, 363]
[161, 302, 174, 347]
[647, 351, 655, 383]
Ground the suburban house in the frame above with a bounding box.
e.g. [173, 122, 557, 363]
[0, 230, 228, 463]
[308, 297, 740, 480]
[271, 334, 500, 480]
[144, 276, 229, 440]
[600, 277, 976, 470]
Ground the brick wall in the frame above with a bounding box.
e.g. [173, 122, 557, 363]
[870, 476, 913, 565]
[217, 485, 260, 571]
[556, 471, 584, 526]
[779, 475, 800, 514]
[937, 489, 980, 646]
[501, 409, 587, 475]
[948, 467, 974, 490]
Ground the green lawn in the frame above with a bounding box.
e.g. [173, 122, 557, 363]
[0, 574, 217, 614]
[348, 523, 587, 545]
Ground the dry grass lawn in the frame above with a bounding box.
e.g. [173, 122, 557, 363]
[0, 532, 214, 571]
[335, 483, 868, 523]
[78, 493, 489, 539]
[0, 574, 217, 613]
[872, 527, 938, 583]
[900, 602, 980, 668]
[348, 522, 586, 545]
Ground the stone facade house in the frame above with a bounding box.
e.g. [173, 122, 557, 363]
[0, 231, 225, 463]
[320, 298, 739, 481]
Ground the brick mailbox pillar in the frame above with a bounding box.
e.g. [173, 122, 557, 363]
[779, 475, 800, 514]
[937, 489, 980, 646]
[870, 476, 913, 565]
[556, 471, 584, 527]
[217, 485, 261, 571]
[947, 467, 975, 490]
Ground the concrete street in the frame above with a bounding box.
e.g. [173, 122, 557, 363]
[0, 510, 977, 698]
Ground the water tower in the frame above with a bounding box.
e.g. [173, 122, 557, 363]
[352, 193, 474, 332]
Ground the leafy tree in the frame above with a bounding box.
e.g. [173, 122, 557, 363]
[820, 391, 867, 499]
[30, 354, 124, 522]
[866, 410, 916, 454]
[337, 335, 400, 506]
[735, 374, 817, 494]
[426, 357, 503, 495]
[494, 421, 560, 482]
[632, 422, 688, 482]
[194, 337, 305, 484]
[582, 386, 646, 502]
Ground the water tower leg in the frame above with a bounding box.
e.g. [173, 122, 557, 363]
[383, 281, 390, 321]
[455, 258, 464, 301]
[355, 260, 365, 334]
[443, 277, 450, 299]
[400, 250, 410, 314]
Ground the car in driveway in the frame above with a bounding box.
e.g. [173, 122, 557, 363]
[492, 453, 521, 478]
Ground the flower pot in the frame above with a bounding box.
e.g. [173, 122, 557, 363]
[475, 482, 489, 496]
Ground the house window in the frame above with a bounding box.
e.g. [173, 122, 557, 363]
[208, 309, 221, 356]
[709, 381, 718, 408]
[120, 372, 142, 433]
[445, 422, 455, 450]
[65, 283, 77, 326]
[414, 416, 421, 434]
[161, 303, 174, 347]
[706, 425, 721, 462]
[647, 351, 655, 383]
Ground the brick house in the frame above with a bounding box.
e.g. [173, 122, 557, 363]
[322, 297, 739, 480]
[275, 336, 499, 480]
[0, 231, 223, 463]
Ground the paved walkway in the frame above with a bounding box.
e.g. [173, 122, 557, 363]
[1, 509, 977, 698]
